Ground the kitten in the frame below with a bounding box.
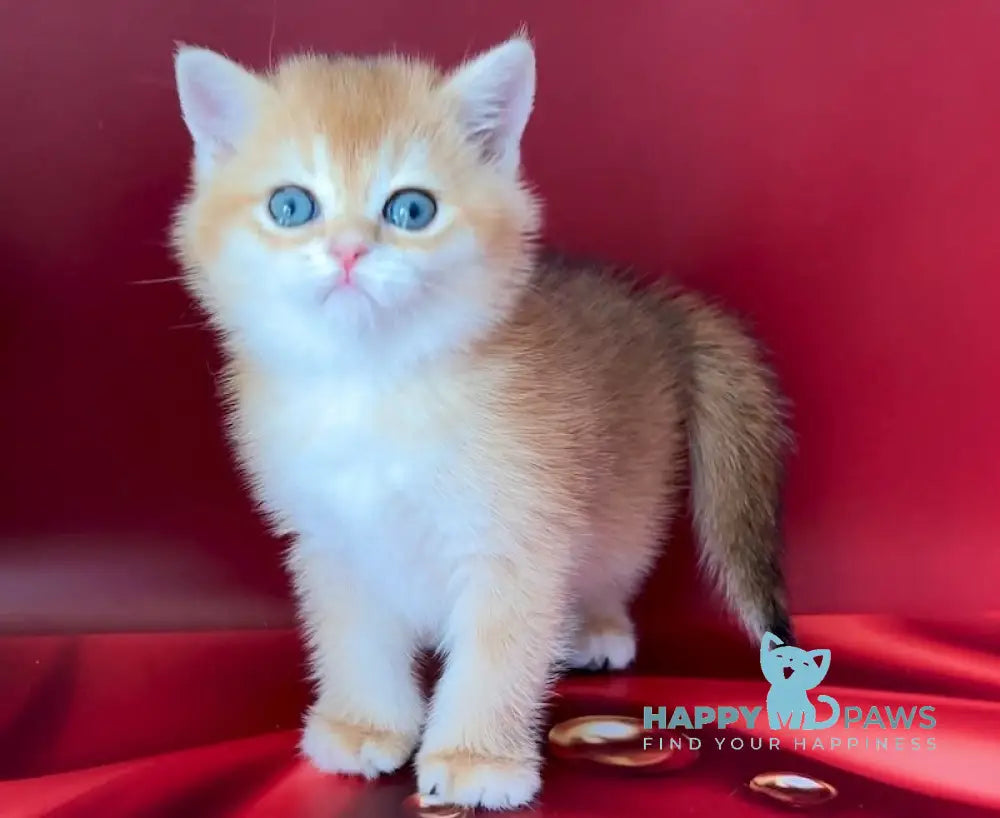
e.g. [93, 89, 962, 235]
[761, 632, 838, 730]
[171, 37, 793, 809]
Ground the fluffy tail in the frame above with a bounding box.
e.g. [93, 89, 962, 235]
[673, 293, 794, 644]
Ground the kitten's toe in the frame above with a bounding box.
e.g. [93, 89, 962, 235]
[300, 711, 417, 779]
[569, 625, 636, 671]
[416, 749, 541, 810]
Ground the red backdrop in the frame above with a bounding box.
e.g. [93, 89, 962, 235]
[2, 0, 999, 634]
[4, 5, 1000, 815]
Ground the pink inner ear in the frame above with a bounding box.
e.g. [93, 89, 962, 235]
[190, 83, 221, 122]
[188, 84, 234, 151]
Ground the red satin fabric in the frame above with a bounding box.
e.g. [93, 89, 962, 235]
[4, 0, 1000, 635]
[2, 615, 998, 817]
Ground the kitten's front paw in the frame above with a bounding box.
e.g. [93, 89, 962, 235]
[569, 623, 636, 670]
[416, 749, 541, 810]
[301, 711, 417, 779]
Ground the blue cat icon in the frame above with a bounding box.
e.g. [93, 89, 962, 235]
[760, 631, 840, 730]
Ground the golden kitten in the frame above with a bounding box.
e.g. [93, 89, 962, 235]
[171, 37, 792, 809]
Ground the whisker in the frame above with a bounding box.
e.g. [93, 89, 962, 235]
[267, 0, 279, 68]
[129, 276, 184, 286]
[168, 321, 207, 331]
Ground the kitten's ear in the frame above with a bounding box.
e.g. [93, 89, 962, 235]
[808, 649, 832, 676]
[762, 631, 784, 651]
[174, 46, 266, 175]
[443, 36, 536, 173]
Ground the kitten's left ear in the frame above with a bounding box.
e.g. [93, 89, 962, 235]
[761, 631, 784, 651]
[808, 649, 832, 675]
[174, 45, 267, 176]
[443, 36, 536, 174]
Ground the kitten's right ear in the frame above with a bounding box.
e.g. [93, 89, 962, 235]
[174, 46, 265, 175]
[443, 36, 536, 174]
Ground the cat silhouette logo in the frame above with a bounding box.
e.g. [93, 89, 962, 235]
[760, 631, 841, 730]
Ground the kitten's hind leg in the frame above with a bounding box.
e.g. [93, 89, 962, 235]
[567, 516, 668, 672]
[568, 461, 681, 672]
[569, 595, 637, 671]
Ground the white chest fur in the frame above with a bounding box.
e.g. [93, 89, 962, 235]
[239, 367, 492, 633]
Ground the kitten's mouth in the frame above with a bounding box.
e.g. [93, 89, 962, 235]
[320, 278, 373, 306]
[783, 667, 794, 680]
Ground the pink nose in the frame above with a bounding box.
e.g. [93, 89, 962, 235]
[329, 243, 369, 275]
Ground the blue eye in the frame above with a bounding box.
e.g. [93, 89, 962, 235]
[268, 186, 318, 227]
[382, 189, 437, 231]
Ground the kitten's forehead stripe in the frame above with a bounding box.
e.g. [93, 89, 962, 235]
[271, 56, 445, 172]
[364, 142, 395, 215]
[262, 58, 458, 223]
[310, 136, 342, 216]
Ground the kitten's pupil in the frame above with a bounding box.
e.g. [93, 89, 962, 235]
[268, 186, 318, 228]
[383, 189, 437, 231]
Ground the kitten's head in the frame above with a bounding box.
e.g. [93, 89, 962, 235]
[760, 632, 831, 690]
[171, 38, 540, 373]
